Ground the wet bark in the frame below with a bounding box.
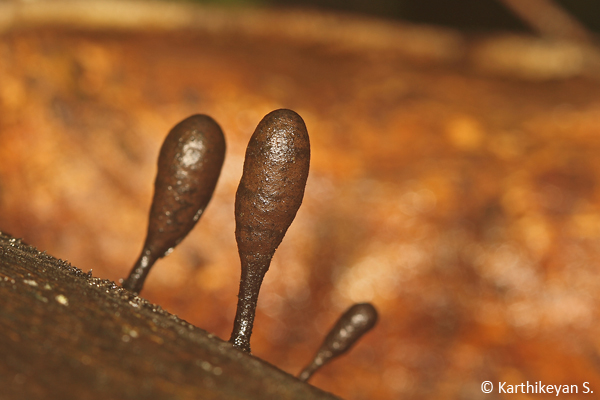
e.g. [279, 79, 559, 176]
[0, 232, 340, 400]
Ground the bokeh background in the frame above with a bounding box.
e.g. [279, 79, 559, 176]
[185, 0, 600, 33]
[1, 1, 600, 399]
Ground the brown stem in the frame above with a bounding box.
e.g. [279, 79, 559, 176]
[229, 255, 270, 352]
[122, 248, 159, 294]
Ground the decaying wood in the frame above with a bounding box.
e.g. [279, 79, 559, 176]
[0, 232, 340, 400]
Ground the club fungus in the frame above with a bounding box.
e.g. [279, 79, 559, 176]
[122, 114, 225, 294]
[298, 303, 378, 381]
[230, 109, 310, 353]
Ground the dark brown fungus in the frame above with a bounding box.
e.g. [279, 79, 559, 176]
[122, 114, 226, 294]
[229, 109, 310, 353]
[298, 303, 378, 382]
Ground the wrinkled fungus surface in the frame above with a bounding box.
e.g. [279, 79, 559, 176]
[230, 109, 310, 353]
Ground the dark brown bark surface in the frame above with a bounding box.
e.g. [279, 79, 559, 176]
[0, 231, 339, 400]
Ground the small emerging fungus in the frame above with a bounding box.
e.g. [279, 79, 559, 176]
[298, 303, 378, 382]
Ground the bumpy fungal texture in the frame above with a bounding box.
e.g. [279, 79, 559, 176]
[122, 115, 226, 294]
[230, 109, 310, 353]
[298, 303, 378, 382]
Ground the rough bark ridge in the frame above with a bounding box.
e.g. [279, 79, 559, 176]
[0, 231, 340, 400]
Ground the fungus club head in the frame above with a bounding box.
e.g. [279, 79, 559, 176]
[234, 109, 310, 261]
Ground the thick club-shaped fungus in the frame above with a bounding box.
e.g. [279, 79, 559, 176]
[230, 109, 310, 353]
[123, 114, 225, 294]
